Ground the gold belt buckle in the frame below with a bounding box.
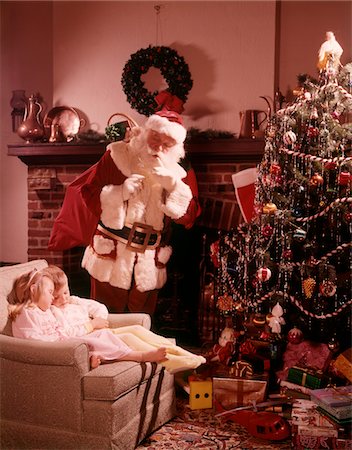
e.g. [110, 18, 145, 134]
[126, 222, 154, 253]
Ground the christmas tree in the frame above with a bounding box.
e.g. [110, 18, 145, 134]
[215, 52, 352, 352]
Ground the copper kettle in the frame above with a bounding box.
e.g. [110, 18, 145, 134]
[239, 110, 267, 139]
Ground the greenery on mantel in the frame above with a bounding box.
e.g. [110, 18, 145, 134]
[185, 127, 236, 142]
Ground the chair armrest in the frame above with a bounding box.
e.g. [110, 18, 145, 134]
[108, 312, 151, 330]
[0, 334, 90, 373]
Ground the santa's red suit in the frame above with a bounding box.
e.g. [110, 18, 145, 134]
[49, 112, 201, 313]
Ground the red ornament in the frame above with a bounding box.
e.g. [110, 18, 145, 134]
[344, 212, 352, 223]
[262, 225, 273, 237]
[319, 280, 337, 297]
[282, 249, 293, 260]
[338, 172, 351, 186]
[257, 267, 272, 282]
[270, 164, 282, 176]
[307, 126, 319, 138]
[210, 240, 220, 268]
[325, 161, 336, 170]
[287, 327, 304, 345]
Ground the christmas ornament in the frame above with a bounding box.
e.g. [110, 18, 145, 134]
[319, 280, 337, 297]
[210, 240, 220, 268]
[293, 228, 307, 240]
[307, 126, 319, 138]
[262, 224, 273, 237]
[282, 249, 293, 260]
[327, 336, 340, 353]
[325, 161, 337, 170]
[338, 171, 351, 186]
[344, 211, 352, 223]
[216, 294, 234, 314]
[270, 163, 282, 176]
[310, 173, 324, 186]
[310, 107, 319, 119]
[252, 314, 266, 327]
[302, 277, 316, 299]
[283, 130, 297, 145]
[287, 327, 304, 344]
[262, 202, 277, 214]
[268, 302, 285, 334]
[121, 46, 193, 116]
[292, 207, 303, 218]
[257, 267, 272, 282]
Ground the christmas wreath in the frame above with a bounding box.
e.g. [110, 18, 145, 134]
[121, 46, 193, 116]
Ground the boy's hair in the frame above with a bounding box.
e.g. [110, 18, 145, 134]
[8, 269, 54, 320]
[43, 265, 68, 289]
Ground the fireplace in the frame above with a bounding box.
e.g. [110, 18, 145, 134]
[8, 138, 264, 342]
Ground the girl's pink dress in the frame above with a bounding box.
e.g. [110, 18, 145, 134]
[12, 305, 132, 361]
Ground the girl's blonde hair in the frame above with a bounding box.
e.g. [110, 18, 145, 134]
[8, 269, 54, 321]
[43, 265, 68, 290]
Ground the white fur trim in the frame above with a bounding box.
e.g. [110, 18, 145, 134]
[232, 167, 258, 188]
[134, 250, 168, 292]
[82, 246, 114, 283]
[107, 141, 132, 177]
[161, 179, 192, 219]
[156, 246, 172, 264]
[145, 115, 187, 144]
[93, 235, 115, 255]
[100, 184, 126, 229]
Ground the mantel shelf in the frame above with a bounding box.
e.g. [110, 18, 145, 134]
[8, 138, 265, 166]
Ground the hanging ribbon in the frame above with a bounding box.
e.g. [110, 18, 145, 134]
[155, 90, 184, 114]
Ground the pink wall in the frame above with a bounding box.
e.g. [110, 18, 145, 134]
[1, 1, 351, 263]
[51, 1, 275, 133]
[279, 1, 351, 100]
[0, 1, 53, 263]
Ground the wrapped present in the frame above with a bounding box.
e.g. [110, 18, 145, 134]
[311, 386, 352, 420]
[292, 425, 338, 450]
[333, 348, 352, 383]
[213, 377, 267, 409]
[189, 377, 213, 410]
[277, 340, 332, 381]
[287, 366, 329, 389]
[335, 438, 352, 449]
[290, 399, 335, 428]
[230, 360, 254, 378]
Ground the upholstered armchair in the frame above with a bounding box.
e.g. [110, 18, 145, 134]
[0, 260, 176, 449]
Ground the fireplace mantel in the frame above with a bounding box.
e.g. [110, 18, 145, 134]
[8, 138, 264, 166]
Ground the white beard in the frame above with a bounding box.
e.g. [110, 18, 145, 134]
[128, 129, 185, 174]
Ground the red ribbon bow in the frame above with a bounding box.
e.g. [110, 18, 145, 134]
[155, 90, 184, 114]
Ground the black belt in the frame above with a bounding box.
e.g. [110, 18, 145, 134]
[98, 221, 161, 253]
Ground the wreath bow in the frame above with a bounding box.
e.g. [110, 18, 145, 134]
[155, 90, 184, 114]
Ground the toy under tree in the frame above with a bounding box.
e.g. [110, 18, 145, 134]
[215, 37, 352, 353]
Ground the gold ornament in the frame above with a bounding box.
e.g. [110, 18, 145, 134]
[310, 173, 324, 186]
[303, 277, 316, 299]
[263, 202, 277, 214]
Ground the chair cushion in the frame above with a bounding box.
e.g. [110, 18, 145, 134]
[83, 359, 165, 401]
[0, 260, 48, 333]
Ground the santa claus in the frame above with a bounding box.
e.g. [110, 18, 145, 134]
[49, 110, 201, 314]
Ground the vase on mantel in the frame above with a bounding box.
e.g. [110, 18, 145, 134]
[17, 94, 44, 143]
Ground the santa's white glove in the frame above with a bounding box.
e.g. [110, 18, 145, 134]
[152, 166, 177, 192]
[122, 174, 145, 201]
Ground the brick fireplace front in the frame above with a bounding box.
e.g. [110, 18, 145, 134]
[8, 139, 264, 342]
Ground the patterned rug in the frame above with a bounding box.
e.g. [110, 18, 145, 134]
[137, 397, 292, 450]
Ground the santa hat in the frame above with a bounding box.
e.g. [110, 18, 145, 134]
[145, 110, 187, 144]
[232, 167, 258, 223]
